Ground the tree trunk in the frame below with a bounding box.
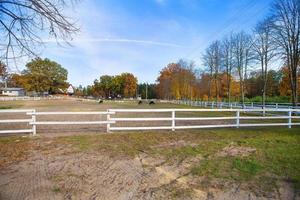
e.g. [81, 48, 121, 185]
[240, 81, 245, 108]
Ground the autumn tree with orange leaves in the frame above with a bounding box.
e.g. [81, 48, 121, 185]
[156, 61, 196, 100]
[92, 73, 137, 98]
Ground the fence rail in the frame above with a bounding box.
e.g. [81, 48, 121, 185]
[0, 110, 113, 135]
[0, 108, 300, 135]
[0, 96, 64, 101]
[107, 108, 300, 132]
[169, 100, 300, 109]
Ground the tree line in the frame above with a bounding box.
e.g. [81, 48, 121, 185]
[157, 0, 300, 106]
[1, 59, 139, 99]
[155, 60, 295, 102]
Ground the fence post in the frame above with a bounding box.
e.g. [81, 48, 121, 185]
[172, 110, 175, 131]
[288, 110, 292, 129]
[236, 110, 240, 128]
[276, 103, 278, 109]
[107, 109, 111, 133]
[32, 109, 36, 136]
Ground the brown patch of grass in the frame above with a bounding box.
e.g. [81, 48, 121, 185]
[0, 136, 36, 168]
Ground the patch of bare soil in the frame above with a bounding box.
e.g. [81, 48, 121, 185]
[0, 139, 299, 200]
[216, 144, 256, 157]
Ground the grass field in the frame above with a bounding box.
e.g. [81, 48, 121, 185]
[0, 98, 299, 199]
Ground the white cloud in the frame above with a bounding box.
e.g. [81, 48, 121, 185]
[43, 38, 183, 48]
[154, 0, 167, 5]
[40, 0, 197, 86]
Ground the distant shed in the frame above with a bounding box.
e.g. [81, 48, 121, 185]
[0, 88, 25, 96]
[67, 85, 74, 95]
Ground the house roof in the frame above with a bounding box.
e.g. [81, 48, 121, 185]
[0, 87, 24, 91]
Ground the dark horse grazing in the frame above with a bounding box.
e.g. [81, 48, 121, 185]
[149, 101, 155, 105]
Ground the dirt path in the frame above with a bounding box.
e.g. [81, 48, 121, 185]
[0, 151, 63, 200]
[0, 144, 145, 200]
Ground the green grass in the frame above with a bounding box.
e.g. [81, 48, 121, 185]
[189, 128, 300, 190]
[0, 136, 30, 144]
[52, 186, 61, 193]
[0, 105, 22, 109]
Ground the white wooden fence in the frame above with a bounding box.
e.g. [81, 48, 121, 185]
[0, 110, 114, 135]
[1, 108, 300, 135]
[0, 96, 64, 101]
[170, 100, 300, 109]
[108, 108, 300, 131]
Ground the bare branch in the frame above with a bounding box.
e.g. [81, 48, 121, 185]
[0, 0, 79, 67]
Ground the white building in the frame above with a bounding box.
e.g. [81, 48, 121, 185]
[0, 88, 25, 96]
[66, 85, 74, 95]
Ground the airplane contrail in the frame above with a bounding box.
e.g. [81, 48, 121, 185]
[43, 38, 183, 48]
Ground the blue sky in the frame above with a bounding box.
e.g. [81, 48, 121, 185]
[40, 0, 273, 86]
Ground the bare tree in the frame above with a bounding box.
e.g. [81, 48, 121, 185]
[221, 33, 235, 104]
[0, 0, 79, 64]
[0, 61, 8, 87]
[178, 59, 196, 100]
[271, 0, 300, 106]
[232, 31, 253, 107]
[203, 40, 222, 102]
[202, 46, 214, 101]
[252, 18, 277, 111]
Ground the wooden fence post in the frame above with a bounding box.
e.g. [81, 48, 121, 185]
[107, 109, 111, 133]
[288, 110, 292, 129]
[172, 110, 175, 131]
[236, 110, 240, 128]
[32, 109, 36, 136]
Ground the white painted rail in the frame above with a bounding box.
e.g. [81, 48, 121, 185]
[0, 110, 113, 135]
[0, 96, 64, 101]
[0, 108, 299, 135]
[0, 109, 34, 135]
[171, 100, 300, 110]
[108, 108, 300, 132]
